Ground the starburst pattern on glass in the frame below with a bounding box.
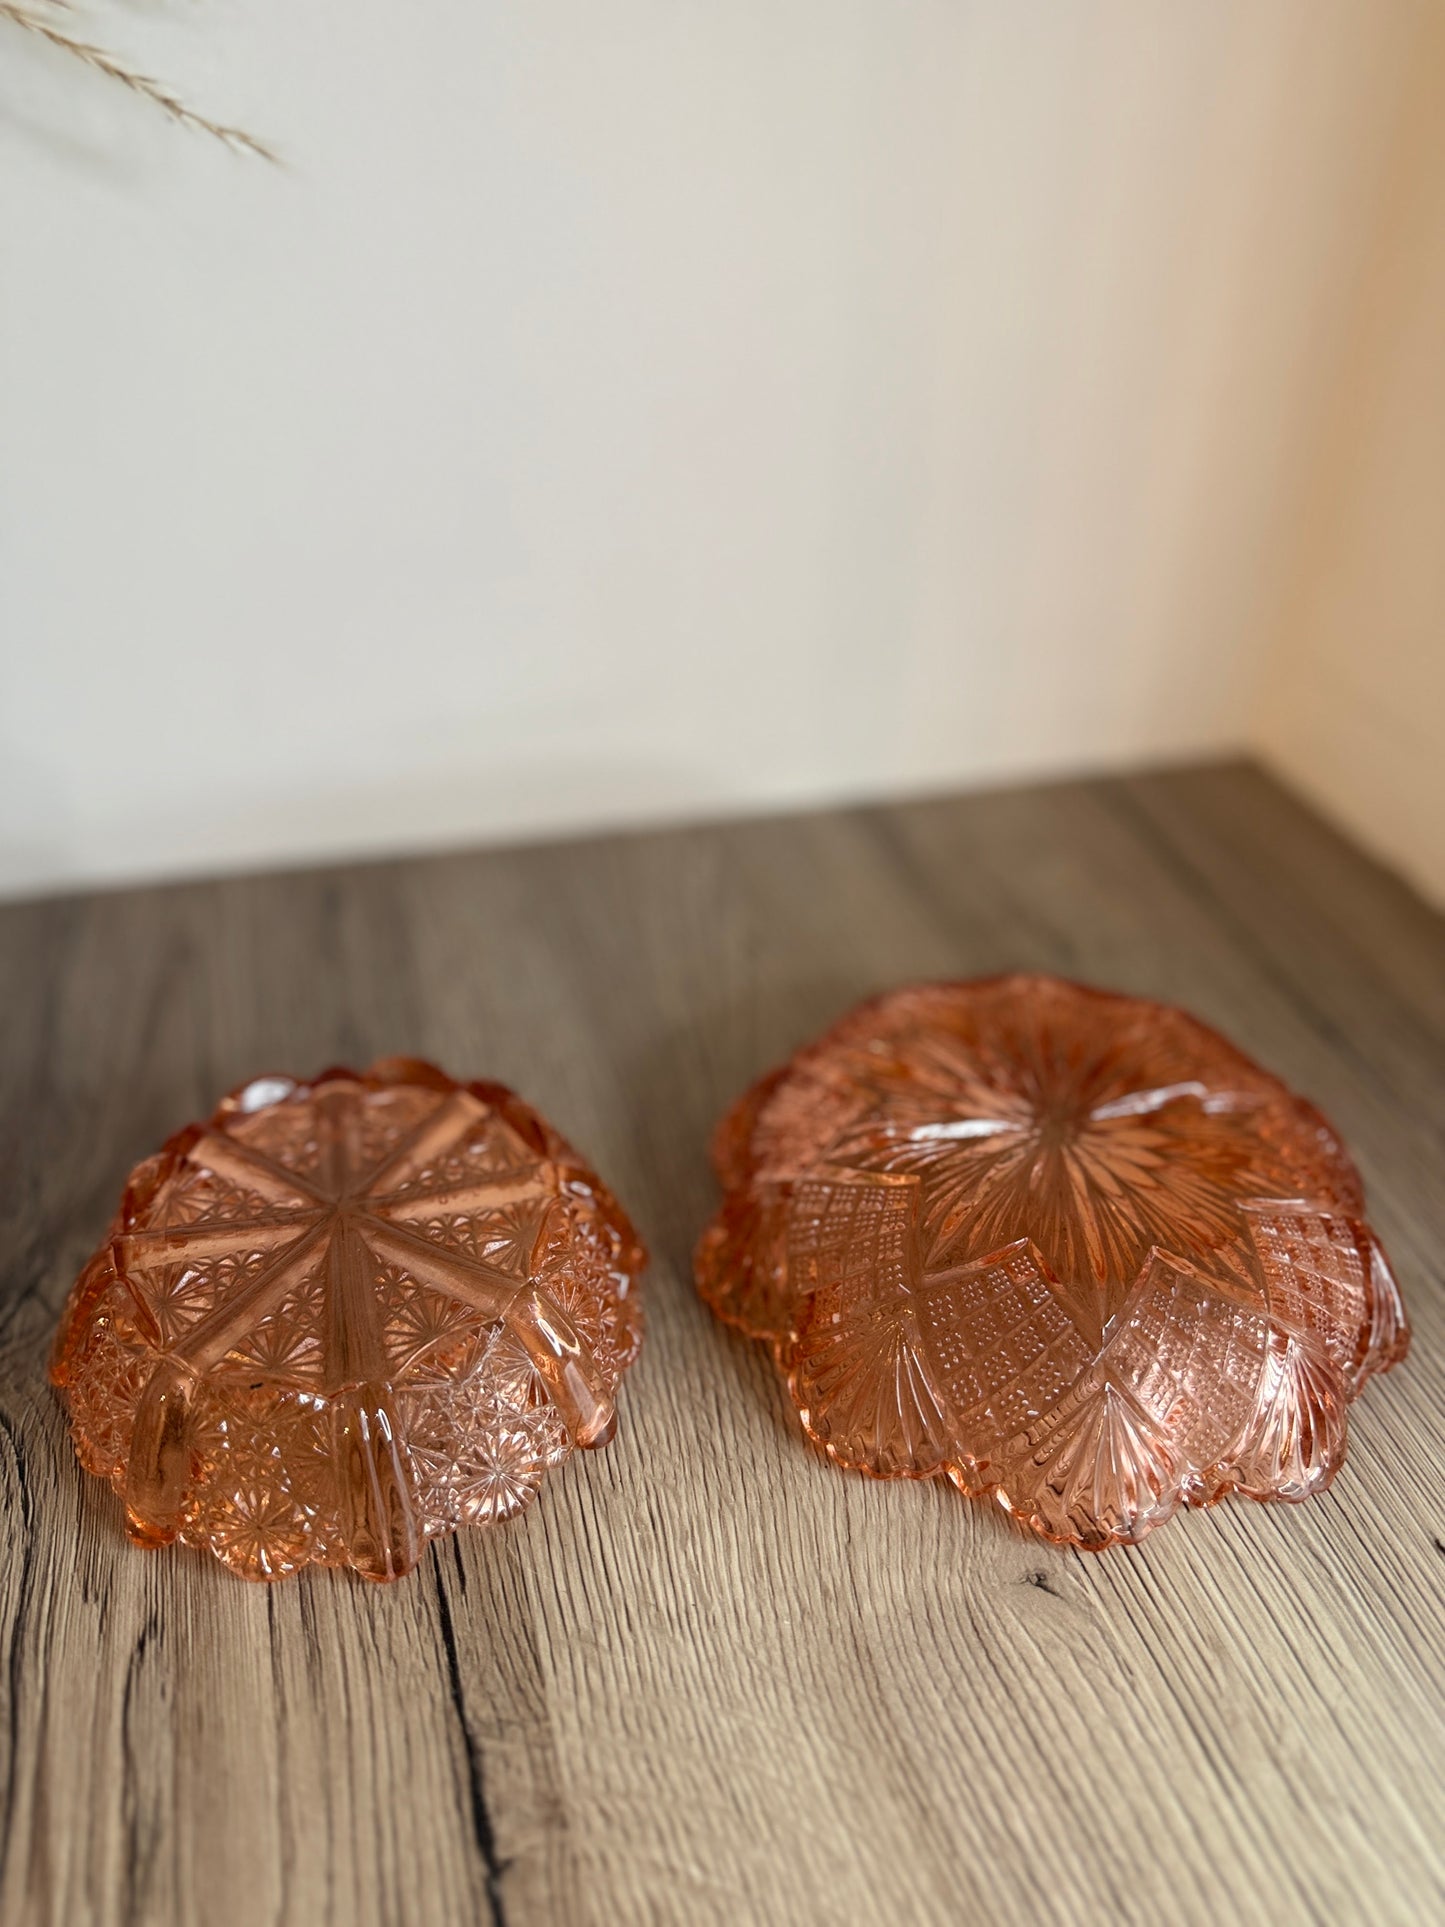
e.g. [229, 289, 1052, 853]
[695, 977, 1408, 1549]
[52, 1058, 645, 1581]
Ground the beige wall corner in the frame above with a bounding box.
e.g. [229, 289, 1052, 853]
[1249, 0, 1445, 909]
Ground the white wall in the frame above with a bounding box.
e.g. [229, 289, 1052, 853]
[1, 2, 1438, 899]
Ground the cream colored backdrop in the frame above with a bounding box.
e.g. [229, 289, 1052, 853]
[1249, 2, 1445, 907]
[1, 2, 1440, 901]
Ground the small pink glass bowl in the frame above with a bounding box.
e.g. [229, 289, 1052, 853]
[52, 1058, 645, 1581]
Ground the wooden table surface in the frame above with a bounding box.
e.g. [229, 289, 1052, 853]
[1, 759, 1441, 1926]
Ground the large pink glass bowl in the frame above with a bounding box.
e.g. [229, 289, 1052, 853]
[695, 976, 1408, 1550]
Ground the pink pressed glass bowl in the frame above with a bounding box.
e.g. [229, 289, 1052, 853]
[52, 1058, 645, 1580]
[696, 976, 1408, 1549]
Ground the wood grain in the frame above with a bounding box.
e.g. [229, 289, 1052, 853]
[0, 758, 1441, 1926]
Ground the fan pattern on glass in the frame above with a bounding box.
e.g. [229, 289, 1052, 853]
[695, 977, 1407, 1549]
[52, 1058, 645, 1581]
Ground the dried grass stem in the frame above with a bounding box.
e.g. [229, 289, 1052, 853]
[1, 1, 274, 159]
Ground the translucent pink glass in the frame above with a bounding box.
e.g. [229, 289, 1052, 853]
[696, 976, 1408, 1549]
[52, 1059, 645, 1581]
